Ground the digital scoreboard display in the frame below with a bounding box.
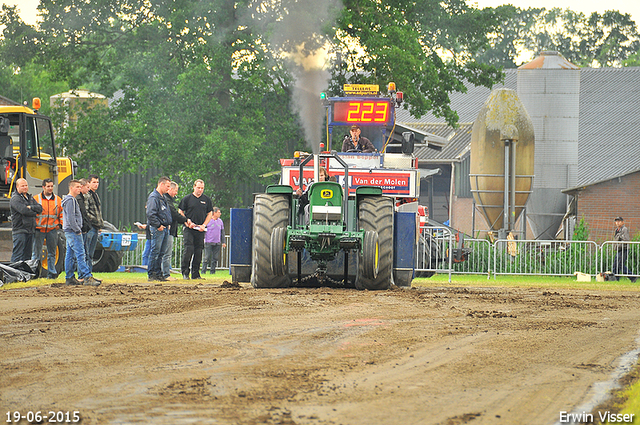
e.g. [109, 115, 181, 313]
[331, 100, 392, 126]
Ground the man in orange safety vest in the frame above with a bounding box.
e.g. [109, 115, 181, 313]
[32, 178, 63, 278]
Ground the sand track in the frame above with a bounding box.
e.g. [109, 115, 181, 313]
[2, 283, 640, 424]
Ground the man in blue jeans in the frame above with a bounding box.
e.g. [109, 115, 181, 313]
[146, 176, 172, 281]
[62, 179, 100, 286]
[84, 174, 104, 272]
[161, 182, 190, 280]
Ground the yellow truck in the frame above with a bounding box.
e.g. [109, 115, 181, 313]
[0, 98, 74, 269]
[0, 98, 74, 218]
[1, 96, 137, 273]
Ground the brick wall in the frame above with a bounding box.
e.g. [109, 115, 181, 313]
[573, 172, 640, 244]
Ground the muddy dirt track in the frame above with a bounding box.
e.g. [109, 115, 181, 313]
[2, 282, 640, 425]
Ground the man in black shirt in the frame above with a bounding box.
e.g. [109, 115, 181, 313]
[178, 179, 213, 279]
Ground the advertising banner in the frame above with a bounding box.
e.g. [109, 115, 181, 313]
[282, 167, 418, 198]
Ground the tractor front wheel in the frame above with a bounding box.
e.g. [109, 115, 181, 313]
[356, 197, 393, 290]
[270, 227, 288, 276]
[362, 230, 379, 280]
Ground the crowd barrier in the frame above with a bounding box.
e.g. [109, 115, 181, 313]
[122, 235, 230, 270]
[123, 231, 638, 280]
[415, 227, 639, 280]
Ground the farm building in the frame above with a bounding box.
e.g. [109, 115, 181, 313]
[397, 52, 640, 242]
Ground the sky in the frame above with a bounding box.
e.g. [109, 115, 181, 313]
[7, 0, 640, 28]
[472, 0, 639, 24]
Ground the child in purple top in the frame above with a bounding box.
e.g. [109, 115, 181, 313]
[201, 207, 226, 274]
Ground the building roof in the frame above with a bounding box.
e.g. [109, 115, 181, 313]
[578, 67, 640, 186]
[398, 66, 640, 187]
[0, 95, 21, 106]
[407, 122, 473, 163]
[562, 168, 640, 194]
[396, 71, 517, 127]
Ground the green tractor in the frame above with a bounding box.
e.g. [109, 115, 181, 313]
[247, 153, 396, 290]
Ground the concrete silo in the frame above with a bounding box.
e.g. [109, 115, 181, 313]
[517, 51, 580, 239]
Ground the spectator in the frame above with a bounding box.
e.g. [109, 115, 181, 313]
[612, 217, 636, 282]
[341, 124, 375, 153]
[178, 179, 213, 280]
[65, 178, 97, 281]
[202, 207, 226, 274]
[84, 174, 104, 272]
[135, 216, 151, 266]
[10, 178, 43, 263]
[146, 176, 172, 281]
[162, 181, 190, 280]
[62, 179, 100, 286]
[32, 178, 63, 278]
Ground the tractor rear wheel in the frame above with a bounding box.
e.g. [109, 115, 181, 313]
[270, 226, 288, 276]
[251, 194, 291, 288]
[356, 197, 393, 290]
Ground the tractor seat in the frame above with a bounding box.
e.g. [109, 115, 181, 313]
[0, 135, 12, 158]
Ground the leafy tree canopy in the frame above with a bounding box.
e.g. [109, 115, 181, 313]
[1, 0, 505, 208]
[474, 6, 640, 68]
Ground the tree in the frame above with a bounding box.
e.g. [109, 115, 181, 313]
[0, 5, 67, 108]
[531, 8, 640, 67]
[473, 5, 545, 68]
[623, 52, 640, 66]
[472, 6, 640, 68]
[3, 0, 505, 209]
[333, 0, 503, 124]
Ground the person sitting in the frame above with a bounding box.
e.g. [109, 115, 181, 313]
[341, 124, 375, 153]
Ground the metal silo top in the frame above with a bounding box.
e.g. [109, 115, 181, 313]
[518, 51, 579, 70]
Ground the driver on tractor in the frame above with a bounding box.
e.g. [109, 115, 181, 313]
[341, 124, 375, 153]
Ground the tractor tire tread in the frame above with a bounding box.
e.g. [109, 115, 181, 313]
[356, 197, 393, 290]
[251, 194, 291, 288]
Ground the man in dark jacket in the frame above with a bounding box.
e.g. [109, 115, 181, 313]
[84, 174, 104, 272]
[10, 178, 43, 262]
[66, 178, 97, 281]
[146, 176, 172, 281]
[76, 179, 93, 237]
[161, 181, 191, 280]
[612, 217, 636, 282]
[341, 125, 376, 153]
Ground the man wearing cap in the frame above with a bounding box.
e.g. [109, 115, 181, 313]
[612, 217, 636, 282]
[341, 125, 375, 153]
